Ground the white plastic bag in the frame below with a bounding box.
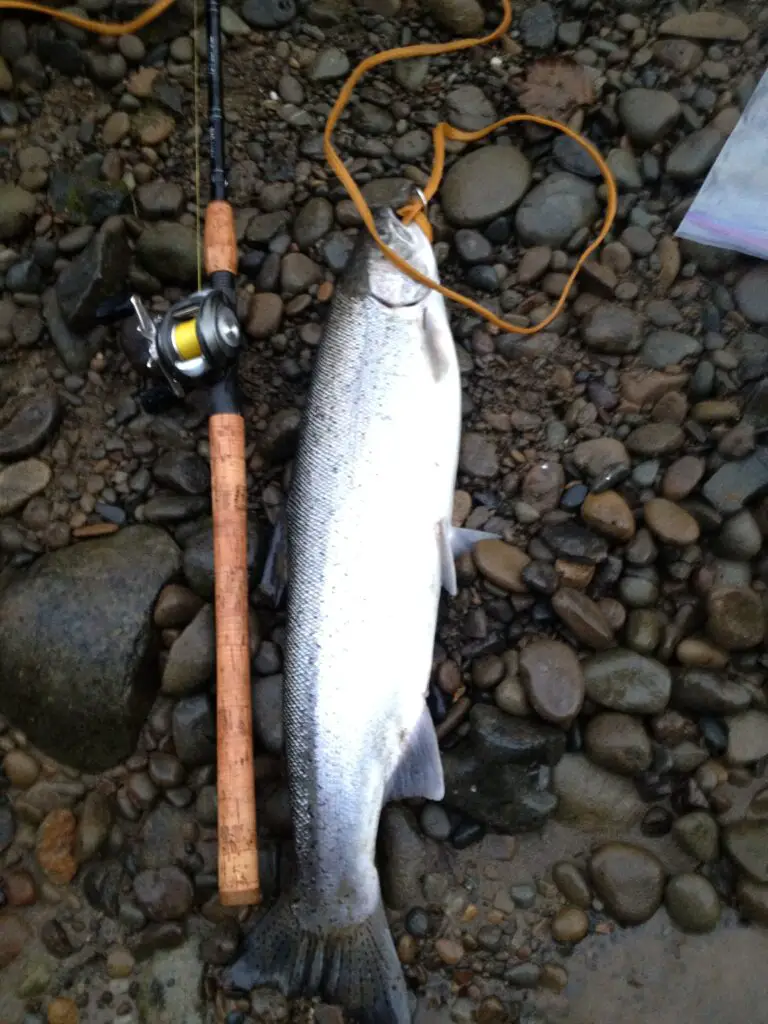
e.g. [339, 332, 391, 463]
[676, 68, 768, 259]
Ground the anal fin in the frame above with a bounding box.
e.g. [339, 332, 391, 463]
[386, 706, 444, 803]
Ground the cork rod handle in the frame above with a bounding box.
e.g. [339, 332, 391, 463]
[209, 412, 260, 906]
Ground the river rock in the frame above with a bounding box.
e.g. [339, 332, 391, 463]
[662, 456, 705, 502]
[515, 172, 598, 247]
[172, 694, 215, 767]
[426, 0, 484, 36]
[727, 710, 768, 766]
[573, 438, 630, 478]
[252, 674, 284, 755]
[518, 639, 584, 726]
[664, 873, 720, 933]
[136, 222, 199, 286]
[36, 808, 77, 884]
[161, 605, 215, 696]
[626, 424, 685, 458]
[378, 806, 428, 910]
[0, 391, 60, 461]
[442, 749, 556, 833]
[3, 749, 39, 789]
[0, 526, 180, 771]
[666, 128, 725, 182]
[719, 510, 762, 560]
[643, 498, 700, 545]
[552, 754, 644, 829]
[469, 704, 565, 764]
[55, 220, 130, 329]
[552, 862, 592, 909]
[473, 539, 529, 593]
[137, 804, 190, 870]
[0, 801, 14, 852]
[641, 330, 701, 369]
[76, 790, 112, 862]
[0, 184, 36, 240]
[584, 712, 652, 775]
[659, 11, 749, 42]
[581, 491, 635, 542]
[672, 811, 719, 863]
[589, 842, 665, 924]
[0, 914, 31, 967]
[134, 866, 194, 920]
[441, 146, 531, 227]
[724, 820, 768, 882]
[552, 588, 615, 650]
[734, 266, 768, 325]
[618, 89, 680, 146]
[0, 458, 51, 515]
[737, 878, 768, 925]
[707, 586, 764, 650]
[539, 521, 608, 564]
[673, 668, 751, 714]
[584, 648, 671, 714]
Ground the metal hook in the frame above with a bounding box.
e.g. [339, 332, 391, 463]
[410, 186, 428, 212]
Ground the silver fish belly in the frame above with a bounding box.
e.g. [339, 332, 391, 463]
[225, 210, 490, 1023]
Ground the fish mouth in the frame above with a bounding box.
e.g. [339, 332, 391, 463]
[364, 206, 437, 308]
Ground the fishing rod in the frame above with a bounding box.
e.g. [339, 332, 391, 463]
[98, 0, 261, 908]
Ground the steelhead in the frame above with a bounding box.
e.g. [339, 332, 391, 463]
[224, 208, 493, 1022]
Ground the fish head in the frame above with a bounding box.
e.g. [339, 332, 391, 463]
[348, 207, 437, 309]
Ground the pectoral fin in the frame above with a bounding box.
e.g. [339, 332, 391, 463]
[385, 706, 444, 803]
[439, 518, 500, 596]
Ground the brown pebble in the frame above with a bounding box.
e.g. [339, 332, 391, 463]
[435, 696, 471, 741]
[72, 523, 119, 538]
[676, 637, 728, 668]
[643, 497, 700, 545]
[452, 490, 472, 526]
[397, 933, 417, 965]
[473, 539, 530, 593]
[552, 861, 591, 909]
[519, 639, 585, 727]
[106, 946, 136, 978]
[0, 913, 32, 967]
[48, 997, 79, 1024]
[317, 281, 334, 302]
[435, 937, 464, 965]
[540, 962, 568, 992]
[551, 587, 615, 650]
[581, 490, 635, 542]
[707, 586, 765, 650]
[551, 906, 589, 943]
[661, 456, 705, 502]
[691, 400, 740, 423]
[437, 658, 462, 694]
[36, 808, 78, 885]
[555, 559, 595, 589]
[3, 870, 37, 906]
[3, 749, 40, 789]
[598, 597, 626, 632]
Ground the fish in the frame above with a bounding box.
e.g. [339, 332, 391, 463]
[224, 207, 495, 1023]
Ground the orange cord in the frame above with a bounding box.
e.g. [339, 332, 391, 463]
[1, 0, 617, 334]
[0, 0, 177, 36]
[324, 0, 617, 335]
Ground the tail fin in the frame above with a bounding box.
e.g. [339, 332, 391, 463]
[223, 889, 411, 1024]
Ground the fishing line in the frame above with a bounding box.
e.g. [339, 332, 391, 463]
[0, 0, 618, 335]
